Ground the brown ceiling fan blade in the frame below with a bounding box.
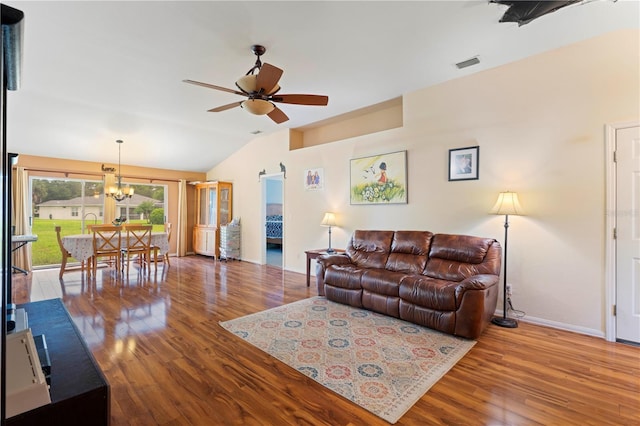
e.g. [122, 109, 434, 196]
[271, 94, 329, 106]
[208, 101, 243, 112]
[267, 106, 289, 124]
[183, 79, 245, 96]
[256, 63, 283, 94]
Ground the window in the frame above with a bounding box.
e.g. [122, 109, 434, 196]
[29, 177, 167, 267]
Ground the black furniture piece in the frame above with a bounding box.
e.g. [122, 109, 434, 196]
[7, 299, 110, 426]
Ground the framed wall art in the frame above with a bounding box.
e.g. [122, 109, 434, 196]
[304, 168, 324, 190]
[448, 146, 479, 181]
[350, 150, 407, 205]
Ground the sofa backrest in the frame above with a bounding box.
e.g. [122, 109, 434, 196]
[346, 230, 394, 269]
[424, 234, 501, 281]
[385, 231, 433, 274]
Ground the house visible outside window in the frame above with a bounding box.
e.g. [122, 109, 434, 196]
[71, 207, 79, 217]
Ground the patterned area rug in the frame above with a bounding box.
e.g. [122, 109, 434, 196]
[219, 297, 476, 424]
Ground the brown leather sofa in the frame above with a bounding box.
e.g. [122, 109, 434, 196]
[315, 230, 502, 339]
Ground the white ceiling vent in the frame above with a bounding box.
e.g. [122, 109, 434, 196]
[455, 56, 480, 69]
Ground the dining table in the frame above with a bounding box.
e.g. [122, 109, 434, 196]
[61, 231, 170, 263]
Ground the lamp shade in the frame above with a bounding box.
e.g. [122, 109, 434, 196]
[320, 212, 336, 227]
[236, 74, 280, 95]
[491, 191, 524, 216]
[241, 99, 275, 115]
[236, 75, 257, 93]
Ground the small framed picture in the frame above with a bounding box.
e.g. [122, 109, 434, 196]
[304, 168, 324, 190]
[448, 146, 479, 181]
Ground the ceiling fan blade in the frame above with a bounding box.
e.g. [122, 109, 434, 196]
[208, 101, 243, 112]
[271, 94, 329, 106]
[183, 79, 245, 96]
[267, 106, 289, 124]
[256, 63, 283, 94]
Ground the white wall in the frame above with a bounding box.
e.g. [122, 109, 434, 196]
[208, 30, 640, 336]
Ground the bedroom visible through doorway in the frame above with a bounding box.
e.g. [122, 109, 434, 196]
[263, 175, 283, 267]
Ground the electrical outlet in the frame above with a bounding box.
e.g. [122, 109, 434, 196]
[506, 283, 513, 297]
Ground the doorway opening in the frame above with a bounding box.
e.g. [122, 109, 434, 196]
[262, 174, 283, 267]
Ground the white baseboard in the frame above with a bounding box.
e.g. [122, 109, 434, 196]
[494, 310, 605, 339]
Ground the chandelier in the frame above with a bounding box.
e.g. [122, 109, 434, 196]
[105, 139, 134, 202]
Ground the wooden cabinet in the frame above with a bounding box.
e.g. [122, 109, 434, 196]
[193, 181, 232, 258]
[194, 228, 216, 256]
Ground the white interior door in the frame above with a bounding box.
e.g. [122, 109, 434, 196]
[616, 125, 640, 343]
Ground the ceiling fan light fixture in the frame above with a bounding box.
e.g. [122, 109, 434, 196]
[241, 99, 275, 115]
[185, 43, 327, 123]
[236, 75, 257, 93]
[236, 75, 279, 95]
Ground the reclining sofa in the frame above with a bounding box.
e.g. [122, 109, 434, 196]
[315, 230, 502, 339]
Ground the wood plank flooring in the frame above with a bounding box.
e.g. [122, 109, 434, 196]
[11, 257, 640, 425]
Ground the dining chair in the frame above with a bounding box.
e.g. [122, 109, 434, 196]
[91, 225, 122, 277]
[151, 222, 172, 268]
[56, 226, 76, 278]
[121, 224, 153, 276]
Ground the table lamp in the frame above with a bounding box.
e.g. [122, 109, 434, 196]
[320, 212, 337, 253]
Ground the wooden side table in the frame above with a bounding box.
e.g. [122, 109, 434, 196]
[305, 248, 345, 287]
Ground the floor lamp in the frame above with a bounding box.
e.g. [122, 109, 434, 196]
[320, 212, 337, 253]
[490, 191, 524, 328]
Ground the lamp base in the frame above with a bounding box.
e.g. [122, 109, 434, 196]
[325, 248, 335, 254]
[491, 316, 518, 328]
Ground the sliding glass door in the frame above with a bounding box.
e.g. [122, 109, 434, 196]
[29, 177, 166, 267]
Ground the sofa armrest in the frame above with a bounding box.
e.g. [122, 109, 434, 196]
[455, 274, 500, 294]
[454, 274, 500, 339]
[315, 254, 352, 295]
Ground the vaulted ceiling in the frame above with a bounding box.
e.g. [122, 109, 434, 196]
[6, 1, 638, 172]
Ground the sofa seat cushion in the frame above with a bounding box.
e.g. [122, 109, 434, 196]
[399, 275, 459, 311]
[324, 265, 365, 290]
[361, 269, 408, 297]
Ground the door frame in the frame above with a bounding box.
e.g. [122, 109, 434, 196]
[260, 172, 284, 266]
[604, 120, 639, 342]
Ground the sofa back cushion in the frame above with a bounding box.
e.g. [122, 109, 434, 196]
[424, 234, 501, 281]
[347, 230, 394, 269]
[385, 231, 433, 274]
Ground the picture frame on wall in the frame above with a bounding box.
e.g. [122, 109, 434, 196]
[448, 146, 479, 181]
[304, 168, 324, 190]
[350, 150, 407, 205]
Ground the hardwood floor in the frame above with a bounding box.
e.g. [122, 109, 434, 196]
[12, 257, 640, 425]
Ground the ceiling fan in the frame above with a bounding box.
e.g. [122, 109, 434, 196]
[184, 45, 329, 124]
